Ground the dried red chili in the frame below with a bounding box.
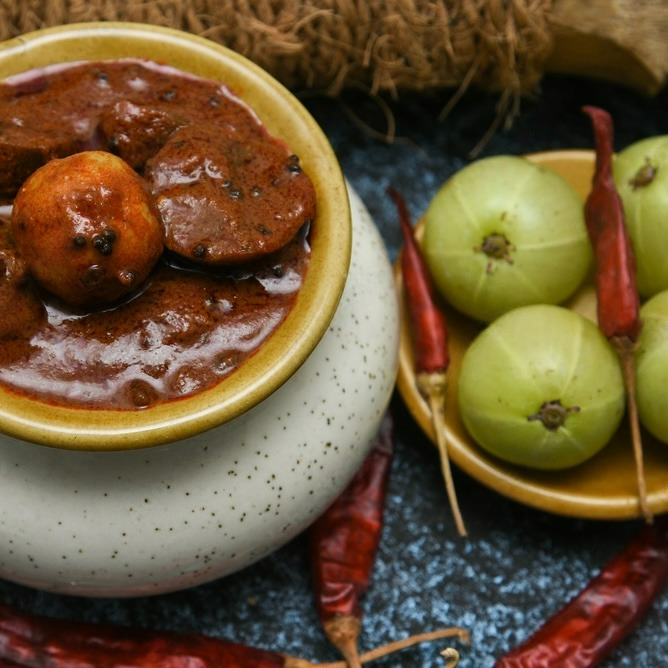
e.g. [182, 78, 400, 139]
[494, 515, 668, 668]
[308, 411, 394, 668]
[0, 603, 295, 668]
[388, 188, 449, 376]
[0, 600, 467, 668]
[582, 105, 650, 521]
[388, 186, 466, 536]
[582, 106, 641, 342]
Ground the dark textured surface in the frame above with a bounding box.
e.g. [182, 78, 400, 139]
[2, 73, 668, 667]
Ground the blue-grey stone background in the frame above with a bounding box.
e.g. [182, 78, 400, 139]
[3, 72, 668, 667]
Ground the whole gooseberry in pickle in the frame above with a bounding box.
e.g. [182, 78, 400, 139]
[11, 151, 163, 306]
[0, 217, 45, 339]
[457, 305, 625, 470]
[423, 156, 592, 322]
[636, 290, 668, 443]
[613, 135, 668, 298]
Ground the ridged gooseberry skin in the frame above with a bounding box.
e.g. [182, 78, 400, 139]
[457, 305, 625, 470]
[422, 156, 592, 322]
[636, 290, 668, 444]
[613, 135, 668, 299]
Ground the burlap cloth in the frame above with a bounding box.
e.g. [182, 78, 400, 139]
[0, 1, 554, 99]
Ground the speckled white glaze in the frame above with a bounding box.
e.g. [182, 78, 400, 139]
[0, 183, 398, 597]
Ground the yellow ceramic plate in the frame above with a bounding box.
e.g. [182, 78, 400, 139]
[396, 149, 668, 520]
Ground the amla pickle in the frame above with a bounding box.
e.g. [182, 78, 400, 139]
[11, 151, 162, 306]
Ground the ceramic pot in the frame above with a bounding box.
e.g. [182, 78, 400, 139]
[0, 23, 399, 596]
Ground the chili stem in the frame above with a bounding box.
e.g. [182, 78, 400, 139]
[340, 645, 361, 668]
[357, 627, 469, 665]
[614, 336, 652, 522]
[421, 374, 467, 537]
[299, 627, 469, 668]
[441, 647, 461, 667]
[324, 618, 361, 668]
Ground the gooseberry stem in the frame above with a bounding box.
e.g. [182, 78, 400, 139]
[475, 233, 515, 274]
[527, 400, 580, 431]
[478, 233, 514, 263]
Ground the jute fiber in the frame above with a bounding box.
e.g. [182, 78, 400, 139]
[0, 1, 554, 99]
